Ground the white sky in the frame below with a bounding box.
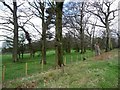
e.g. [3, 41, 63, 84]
[0, 0, 119, 48]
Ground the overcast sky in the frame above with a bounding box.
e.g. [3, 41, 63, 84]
[0, 0, 119, 49]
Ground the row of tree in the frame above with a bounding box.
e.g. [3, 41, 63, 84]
[0, 0, 65, 67]
[0, 0, 119, 67]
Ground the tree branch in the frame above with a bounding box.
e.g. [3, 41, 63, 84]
[2, 2, 13, 13]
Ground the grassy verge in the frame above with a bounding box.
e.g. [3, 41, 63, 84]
[2, 49, 118, 88]
[2, 50, 94, 81]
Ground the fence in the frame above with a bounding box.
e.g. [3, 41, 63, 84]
[2, 51, 94, 81]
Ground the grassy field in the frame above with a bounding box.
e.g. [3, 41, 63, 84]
[2, 49, 118, 88]
[0, 53, 2, 86]
[1, 50, 94, 81]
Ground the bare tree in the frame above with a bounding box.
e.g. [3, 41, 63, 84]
[86, 20, 97, 50]
[1, 0, 19, 62]
[112, 29, 120, 48]
[0, 0, 35, 61]
[63, 31, 71, 53]
[87, 0, 118, 52]
[13, 1, 18, 62]
[18, 33, 26, 59]
[28, 0, 55, 64]
[63, 2, 91, 53]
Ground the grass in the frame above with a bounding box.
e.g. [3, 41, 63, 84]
[2, 49, 118, 88]
[1, 50, 94, 81]
[0, 54, 2, 82]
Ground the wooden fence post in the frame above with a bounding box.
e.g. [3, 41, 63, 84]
[41, 60, 43, 71]
[25, 63, 27, 76]
[76, 55, 78, 63]
[64, 57, 66, 65]
[2, 65, 5, 81]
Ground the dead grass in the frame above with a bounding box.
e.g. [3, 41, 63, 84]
[93, 50, 118, 60]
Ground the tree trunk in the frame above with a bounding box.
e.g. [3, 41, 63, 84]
[13, 1, 18, 62]
[41, 3, 46, 64]
[66, 37, 71, 53]
[29, 43, 34, 58]
[80, 3, 85, 54]
[92, 28, 95, 50]
[89, 35, 93, 51]
[92, 38, 95, 50]
[55, 2, 64, 67]
[67, 33, 71, 53]
[73, 32, 79, 52]
[67, 41, 71, 53]
[105, 21, 110, 52]
[118, 36, 120, 48]
[41, 22, 46, 64]
[80, 29, 84, 54]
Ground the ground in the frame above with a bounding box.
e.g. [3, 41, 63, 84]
[2, 49, 118, 88]
[93, 50, 118, 60]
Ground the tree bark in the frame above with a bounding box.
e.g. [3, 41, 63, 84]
[41, 18, 47, 64]
[13, 1, 18, 62]
[41, 3, 46, 64]
[80, 28, 84, 54]
[89, 35, 92, 50]
[92, 27, 95, 50]
[105, 20, 110, 52]
[55, 2, 64, 67]
[65, 33, 71, 53]
[80, 3, 85, 54]
[118, 36, 120, 48]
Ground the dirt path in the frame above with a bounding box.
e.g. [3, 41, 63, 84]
[92, 50, 118, 60]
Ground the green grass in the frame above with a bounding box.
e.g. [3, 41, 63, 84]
[2, 49, 118, 88]
[2, 50, 94, 81]
[0, 54, 2, 82]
